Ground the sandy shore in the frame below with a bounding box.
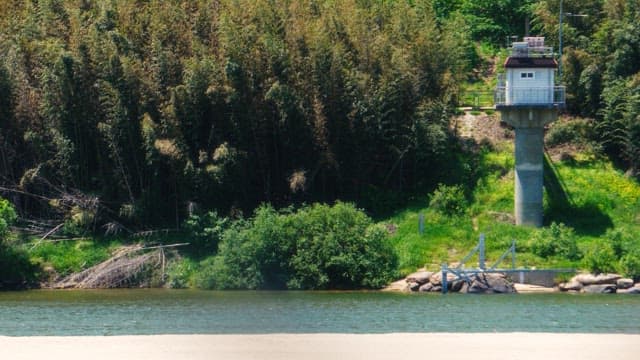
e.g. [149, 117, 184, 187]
[2, 333, 639, 360]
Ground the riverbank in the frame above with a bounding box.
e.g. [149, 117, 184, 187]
[2, 333, 639, 360]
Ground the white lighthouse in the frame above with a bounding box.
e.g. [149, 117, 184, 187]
[495, 37, 565, 227]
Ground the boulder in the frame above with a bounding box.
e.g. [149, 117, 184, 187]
[383, 279, 411, 292]
[408, 281, 421, 292]
[450, 279, 466, 292]
[429, 272, 457, 286]
[558, 281, 583, 291]
[616, 278, 634, 290]
[467, 273, 515, 294]
[406, 271, 433, 285]
[581, 284, 617, 294]
[514, 283, 555, 293]
[419, 283, 434, 292]
[572, 273, 622, 286]
[430, 285, 442, 293]
[618, 286, 640, 294]
[459, 282, 469, 294]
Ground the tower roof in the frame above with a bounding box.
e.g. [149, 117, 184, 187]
[504, 57, 558, 68]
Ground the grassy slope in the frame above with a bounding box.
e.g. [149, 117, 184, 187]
[386, 128, 640, 276]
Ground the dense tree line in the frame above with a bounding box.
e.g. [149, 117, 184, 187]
[533, 0, 640, 175]
[0, 0, 472, 230]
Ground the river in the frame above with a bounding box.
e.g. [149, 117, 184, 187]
[1, 290, 639, 336]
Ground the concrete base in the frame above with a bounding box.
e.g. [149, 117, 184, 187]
[500, 107, 558, 227]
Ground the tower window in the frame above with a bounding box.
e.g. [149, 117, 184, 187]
[520, 72, 535, 79]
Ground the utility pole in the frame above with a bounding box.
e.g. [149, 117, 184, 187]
[558, 0, 588, 81]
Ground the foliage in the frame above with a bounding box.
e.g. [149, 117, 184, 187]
[0, 0, 472, 230]
[582, 242, 619, 274]
[387, 144, 640, 276]
[530, 223, 581, 261]
[0, 198, 39, 289]
[201, 203, 398, 290]
[0, 198, 17, 239]
[183, 211, 229, 257]
[581, 228, 640, 278]
[429, 184, 468, 216]
[0, 244, 40, 289]
[545, 117, 594, 147]
[29, 239, 119, 277]
[620, 250, 640, 280]
[165, 257, 199, 289]
[533, 0, 640, 174]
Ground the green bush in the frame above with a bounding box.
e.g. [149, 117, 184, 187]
[0, 198, 40, 289]
[165, 258, 199, 289]
[583, 243, 619, 274]
[183, 211, 229, 257]
[203, 203, 398, 290]
[620, 250, 640, 281]
[429, 184, 467, 216]
[0, 198, 17, 239]
[545, 118, 593, 147]
[530, 222, 581, 261]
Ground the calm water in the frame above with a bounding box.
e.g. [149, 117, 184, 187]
[0, 290, 639, 336]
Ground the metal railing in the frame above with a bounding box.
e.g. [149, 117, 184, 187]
[494, 86, 565, 107]
[510, 46, 554, 58]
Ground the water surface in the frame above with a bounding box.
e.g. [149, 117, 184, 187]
[1, 290, 638, 336]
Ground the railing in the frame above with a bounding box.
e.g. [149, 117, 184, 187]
[494, 86, 565, 107]
[510, 46, 554, 58]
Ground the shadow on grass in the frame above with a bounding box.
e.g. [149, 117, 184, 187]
[543, 155, 613, 236]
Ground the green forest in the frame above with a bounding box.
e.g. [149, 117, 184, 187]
[1, 0, 640, 290]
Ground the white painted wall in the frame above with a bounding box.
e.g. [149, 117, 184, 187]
[505, 68, 555, 104]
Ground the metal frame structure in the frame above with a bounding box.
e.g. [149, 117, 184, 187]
[439, 234, 574, 294]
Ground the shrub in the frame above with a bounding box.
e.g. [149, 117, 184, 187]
[530, 222, 581, 260]
[183, 211, 229, 257]
[0, 198, 17, 239]
[206, 203, 398, 290]
[0, 198, 40, 289]
[165, 258, 199, 289]
[545, 118, 593, 147]
[429, 184, 468, 216]
[620, 250, 640, 281]
[583, 243, 619, 274]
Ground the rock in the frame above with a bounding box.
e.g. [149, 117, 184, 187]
[459, 282, 469, 294]
[419, 283, 434, 292]
[450, 279, 466, 292]
[429, 272, 457, 286]
[581, 284, 617, 294]
[558, 281, 583, 291]
[382, 279, 411, 292]
[406, 271, 433, 285]
[618, 286, 640, 294]
[430, 285, 442, 293]
[572, 273, 622, 286]
[467, 273, 515, 294]
[616, 278, 634, 290]
[408, 281, 421, 292]
[514, 283, 556, 293]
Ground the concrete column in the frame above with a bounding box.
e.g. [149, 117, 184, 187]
[514, 126, 544, 227]
[498, 107, 558, 227]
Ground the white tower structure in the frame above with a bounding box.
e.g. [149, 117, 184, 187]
[495, 37, 565, 227]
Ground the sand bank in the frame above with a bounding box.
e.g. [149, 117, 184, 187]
[2, 333, 639, 360]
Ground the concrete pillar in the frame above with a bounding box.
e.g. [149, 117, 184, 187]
[514, 127, 544, 227]
[498, 107, 558, 227]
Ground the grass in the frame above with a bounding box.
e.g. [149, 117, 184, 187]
[384, 141, 640, 277]
[29, 239, 123, 277]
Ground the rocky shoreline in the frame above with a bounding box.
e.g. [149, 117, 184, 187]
[386, 269, 640, 294]
[558, 273, 640, 294]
